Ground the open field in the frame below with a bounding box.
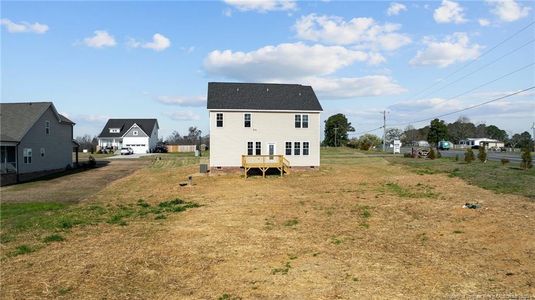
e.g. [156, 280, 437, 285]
[1, 148, 534, 299]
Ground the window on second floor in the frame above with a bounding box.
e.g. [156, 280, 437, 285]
[244, 113, 251, 128]
[302, 115, 309, 128]
[295, 115, 301, 128]
[109, 128, 120, 133]
[45, 121, 50, 135]
[216, 113, 223, 127]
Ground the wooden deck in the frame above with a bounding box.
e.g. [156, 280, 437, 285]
[242, 155, 290, 178]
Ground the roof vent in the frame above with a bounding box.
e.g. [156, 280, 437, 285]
[266, 88, 269, 92]
[299, 92, 302, 96]
[236, 88, 239, 92]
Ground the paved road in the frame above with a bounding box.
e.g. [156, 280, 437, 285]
[400, 147, 530, 163]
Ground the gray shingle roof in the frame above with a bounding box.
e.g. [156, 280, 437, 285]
[0, 102, 73, 142]
[98, 119, 158, 138]
[207, 82, 323, 111]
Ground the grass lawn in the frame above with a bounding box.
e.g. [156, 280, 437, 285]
[1, 148, 534, 298]
[386, 156, 535, 199]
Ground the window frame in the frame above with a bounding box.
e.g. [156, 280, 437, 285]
[294, 114, 301, 128]
[247, 142, 253, 155]
[45, 121, 50, 135]
[303, 142, 309, 155]
[244, 113, 251, 128]
[285, 142, 292, 155]
[294, 142, 301, 155]
[255, 142, 261, 155]
[40, 147, 45, 157]
[23, 148, 32, 164]
[302, 115, 309, 128]
[216, 113, 224, 127]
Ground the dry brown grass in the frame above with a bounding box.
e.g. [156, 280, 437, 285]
[1, 149, 534, 299]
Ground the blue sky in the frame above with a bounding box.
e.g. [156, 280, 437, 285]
[2, 0, 534, 139]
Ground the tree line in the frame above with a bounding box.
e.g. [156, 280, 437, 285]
[322, 114, 534, 150]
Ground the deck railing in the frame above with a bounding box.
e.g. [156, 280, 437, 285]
[242, 155, 290, 178]
[0, 162, 17, 174]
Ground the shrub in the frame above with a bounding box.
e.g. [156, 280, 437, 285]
[478, 147, 487, 163]
[403, 153, 412, 158]
[428, 148, 436, 160]
[500, 158, 510, 166]
[521, 148, 533, 170]
[464, 148, 475, 163]
[436, 150, 442, 158]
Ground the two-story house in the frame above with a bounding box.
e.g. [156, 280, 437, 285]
[97, 119, 159, 154]
[0, 102, 75, 185]
[207, 82, 322, 175]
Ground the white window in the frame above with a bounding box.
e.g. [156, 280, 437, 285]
[216, 113, 223, 127]
[302, 115, 309, 128]
[303, 142, 309, 155]
[45, 121, 50, 135]
[40, 148, 45, 157]
[23, 148, 32, 164]
[255, 142, 261, 155]
[294, 142, 300, 155]
[247, 142, 253, 155]
[295, 115, 301, 128]
[285, 142, 292, 155]
[133, 130, 139, 136]
[244, 113, 251, 128]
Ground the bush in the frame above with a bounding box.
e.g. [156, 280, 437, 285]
[428, 148, 436, 160]
[521, 148, 533, 170]
[403, 153, 412, 158]
[478, 147, 487, 163]
[464, 148, 475, 163]
[500, 158, 510, 166]
[436, 150, 442, 158]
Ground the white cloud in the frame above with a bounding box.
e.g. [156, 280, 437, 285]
[156, 96, 205, 107]
[305, 75, 407, 99]
[75, 114, 110, 123]
[128, 33, 171, 51]
[387, 3, 407, 16]
[165, 111, 201, 121]
[487, 0, 531, 22]
[433, 0, 467, 24]
[294, 14, 411, 51]
[204, 42, 383, 81]
[0, 18, 48, 34]
[410, 33, 482, 68]
[224, 0, 296, 12]
[83, 30, 116, 48]
[478, 18, 491, 26]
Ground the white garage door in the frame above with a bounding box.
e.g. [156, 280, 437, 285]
[125, 143, 148, 154]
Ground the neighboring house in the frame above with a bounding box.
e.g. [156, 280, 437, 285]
[0, 102, 76, 185]
[458, 138, 504, 149]
[207, 82, 323, 173]
[97, 119, 159, 154]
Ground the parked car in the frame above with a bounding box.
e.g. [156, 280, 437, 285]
[120, 147, 133, 155]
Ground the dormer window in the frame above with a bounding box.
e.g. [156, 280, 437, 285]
[45, 121, 50, 135]
[109, 128, 120, 133]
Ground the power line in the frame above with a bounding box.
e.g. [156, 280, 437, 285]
[401, 20, 535, 101]
[416, 38, 535, 100]
[349, 125, 384, 136]
[391, 86, 535, 127]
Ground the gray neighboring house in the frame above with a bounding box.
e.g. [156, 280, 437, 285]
[0, 102, 76, 185]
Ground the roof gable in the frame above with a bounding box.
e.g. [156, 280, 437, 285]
[207, 82, 323, 111]
[0, 102, 72, 142]
[98, 119, 158, 138]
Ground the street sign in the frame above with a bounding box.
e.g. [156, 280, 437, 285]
[393, 140, 401, 154]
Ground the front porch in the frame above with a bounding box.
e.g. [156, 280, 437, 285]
[241, 155, 290, 178]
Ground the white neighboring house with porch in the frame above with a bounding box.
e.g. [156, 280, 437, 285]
[98, 119, 159, 154]
[0, 102, 76, 185]
[207, 82, 323, 174]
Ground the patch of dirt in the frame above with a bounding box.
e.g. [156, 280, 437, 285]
[1, 157, 534, 299]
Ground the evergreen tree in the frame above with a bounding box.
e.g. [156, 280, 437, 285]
[465, 148, 475, 163]
[521, 148, 533, 170]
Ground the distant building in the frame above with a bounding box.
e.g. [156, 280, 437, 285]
[97, 119, 159, 154]
[458, 138, 504, 149]
[207, 82, 322, 175]
[0, 102, 76, 185]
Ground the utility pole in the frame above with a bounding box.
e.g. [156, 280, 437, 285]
[382, 110, 386, 152]
[334, 127, 338, 147]
[531, 122, 535, 152]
